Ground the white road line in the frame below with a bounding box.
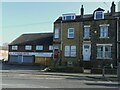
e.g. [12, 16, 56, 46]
[2, 83, 50, 88]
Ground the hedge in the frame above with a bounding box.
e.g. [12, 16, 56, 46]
[49, 66, 84, 73]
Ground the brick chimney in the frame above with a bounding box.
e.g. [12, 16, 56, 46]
[81, 5, 84, 17]
[111, 1, 116, 15]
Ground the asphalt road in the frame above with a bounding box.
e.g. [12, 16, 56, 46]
[1, 62, 119, 88]
[2, 72, 119, 88]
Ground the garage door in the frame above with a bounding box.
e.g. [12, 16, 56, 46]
[9, 55, 18, 63]
[23, 56, 33, 63]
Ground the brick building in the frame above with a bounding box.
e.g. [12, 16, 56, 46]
[53, 2, 120, 69]
[8, 33, 53, 65]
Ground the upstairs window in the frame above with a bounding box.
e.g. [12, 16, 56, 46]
[62, 14, 76, 21]
[94, 11, 104, 20]
[83, 25, 90, 39]
[68, 28, 74, 38]
[99, 24, 109, 38]
[25, 45, 32, 50]
[36, 45, 43, 50]
[49, 45, 53, 50]
[12, 46, 18, 50]
[54, 28, 59, 38]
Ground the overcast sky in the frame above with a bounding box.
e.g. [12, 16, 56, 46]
[1, 1, 119, 45]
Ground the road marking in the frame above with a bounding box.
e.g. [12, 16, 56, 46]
[2, 83, 50, 88]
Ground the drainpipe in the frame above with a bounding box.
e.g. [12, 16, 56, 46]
[60, 20, 63, 66]
[116, 17, 120, 79]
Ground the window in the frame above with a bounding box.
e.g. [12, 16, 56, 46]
[84, 25, 90, 39]
[53, 45, 59, 49]
[71, 46, 76, 57]
[25, 45, 32, 50]
[49, 45, 53, 50]
[62, 14, 76, 21]
[68, 28, 74, 38]
[65, 46, 70, 57]
[36, 45, 43, 50]
[65, 45, 76, 57]
[54, 29, 59, 38]
[12, 46, 18, 50]
[100, 24, 109, 38]
[97, 44, 112, 59]
[94, 11, 104, 20]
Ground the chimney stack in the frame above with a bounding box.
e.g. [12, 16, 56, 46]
[81, 5, 84, 17]
[111, 1, 116, 15]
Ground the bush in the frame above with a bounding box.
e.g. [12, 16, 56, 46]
[49, 66, 84, 73]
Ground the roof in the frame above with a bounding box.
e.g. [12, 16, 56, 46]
[54, 11, 120, 24]
[9, 33, 53, 45]
[94, 8, 105, 12]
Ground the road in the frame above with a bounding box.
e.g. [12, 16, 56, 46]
[1, 62, 119, 88]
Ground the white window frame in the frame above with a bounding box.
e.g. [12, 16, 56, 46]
[25, 45, 32, 50]
[83, 25, 90, 39]
[68, 28, 74, 38]
[62, 13, 76, 21]
[65, 45, 76, 57]
[54, 28, 59, 38]
[49, 45, 53, 50]
[99, 24, 109, 38]
[12, 46, 18, 50]
[94, 11, 104, 20]
[96, 44, 112, 59]
[65, 46, 70, 57]
[71, 46, 76, 57]
[36, 45, 43, 50]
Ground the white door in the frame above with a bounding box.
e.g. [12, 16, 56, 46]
[83, 44, 91, 61]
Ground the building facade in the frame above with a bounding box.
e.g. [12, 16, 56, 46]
[53, 2, 120, 69]
[8, 33, 53, 66]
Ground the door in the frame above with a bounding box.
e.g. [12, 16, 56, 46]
[9, 55, 18, 63]
[23, 56, 33, 63]
[83, 44, 91, 61]
[18, 55, 23, 64]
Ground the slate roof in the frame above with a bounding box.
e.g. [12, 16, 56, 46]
[54, 9, 120, 24]
[9, 33, 53, 45]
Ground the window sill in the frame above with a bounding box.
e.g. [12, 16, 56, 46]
[65, 56, 76, 58]
[68, 37, 74, 39]
[99, 37, 109, 39]
[83, 37, 91, 39]
[96, 57, 112, 59]
[94, 18, 104, 20]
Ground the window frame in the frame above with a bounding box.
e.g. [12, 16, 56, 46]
[68, 28, 74, 39]
[94, 11, 104, 20]
[99, 24, 109, 38]
[12, 45, 18, 50]
[64, 45, 76, 57]
[49, 45, 53, 50]
[54, 28, 59, 39]
[83, 25, 90, 39]
[36, 45, 43, 50]
[25, 45, 32, 50]
[96, 44, 112, 59]
[62, 14, 76, 21]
